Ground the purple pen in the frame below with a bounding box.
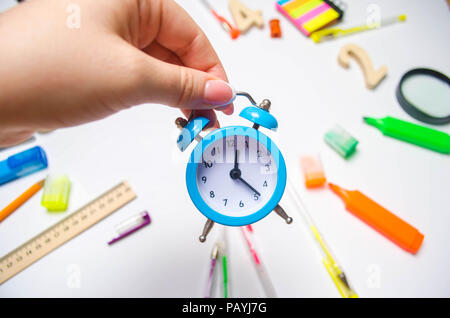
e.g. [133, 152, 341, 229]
[108, 211, 151, 245]
[204, 243, 219, 298]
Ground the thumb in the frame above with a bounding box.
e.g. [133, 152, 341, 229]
[132, 56, 235, 110]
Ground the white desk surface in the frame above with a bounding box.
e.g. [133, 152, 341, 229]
[0, 0, 449, 298]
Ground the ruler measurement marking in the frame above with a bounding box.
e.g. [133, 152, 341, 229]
[0, 181, 136, 285]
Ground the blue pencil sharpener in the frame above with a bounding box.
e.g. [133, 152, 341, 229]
[0, 146, 48, 185]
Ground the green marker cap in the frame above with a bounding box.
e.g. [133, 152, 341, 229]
[324, 126, 359, 159]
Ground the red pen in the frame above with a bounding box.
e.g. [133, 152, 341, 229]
[200, 0, 240, 39]
[241, 225, 277, 297]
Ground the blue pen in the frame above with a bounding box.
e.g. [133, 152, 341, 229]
[0, 146, 48, 186]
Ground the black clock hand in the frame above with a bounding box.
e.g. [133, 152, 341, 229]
[237, 176, 261, 197]
[229, 166, 260, 196]
[229, 149, 260, 196]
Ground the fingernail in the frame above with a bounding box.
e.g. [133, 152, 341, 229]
[216, 104, 234, 115]
[203, 80, 236, 107]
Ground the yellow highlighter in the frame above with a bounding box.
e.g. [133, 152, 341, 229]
[287, 181, 358, 298]
[311, 14, 406, 43]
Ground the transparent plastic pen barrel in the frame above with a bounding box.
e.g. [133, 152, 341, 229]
[241, 226, 277, 298]
[205, 243, 219, 298]
[287, 181, 358, 298]
[115, 211, 148, 235]
[108, 211, 150, 245]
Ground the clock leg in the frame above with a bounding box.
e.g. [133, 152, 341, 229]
[199, 219, 215, 242]
[274, 205, 293, 224]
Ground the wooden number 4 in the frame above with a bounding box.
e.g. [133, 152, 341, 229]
[229, 0, 264, 33]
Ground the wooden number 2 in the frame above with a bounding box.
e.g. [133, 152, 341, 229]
[229, 0, 264, 33]
[338, 43, 388, 89]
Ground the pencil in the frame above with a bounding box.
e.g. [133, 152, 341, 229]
[0, 179, 45, 222]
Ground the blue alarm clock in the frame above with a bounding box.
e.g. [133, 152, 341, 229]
[175, 92, 292, 242]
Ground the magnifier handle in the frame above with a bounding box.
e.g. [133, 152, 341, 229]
[364, 116, 450, 154]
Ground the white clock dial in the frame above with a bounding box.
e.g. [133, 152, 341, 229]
[196, 135, 278, 217]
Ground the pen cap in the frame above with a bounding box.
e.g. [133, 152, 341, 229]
[0, 146, 48, 185]
[329, 183, 424, 254]
[41, 175, 71, 211]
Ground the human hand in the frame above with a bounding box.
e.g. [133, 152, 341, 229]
[0, 0, 234, 147]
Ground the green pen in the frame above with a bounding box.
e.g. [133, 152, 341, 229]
[219, 228, 229, 298]
[222, 255, 228, 298]
[364, 116, 450, 154]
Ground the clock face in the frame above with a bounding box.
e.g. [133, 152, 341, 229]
[196, 134, 278, 218]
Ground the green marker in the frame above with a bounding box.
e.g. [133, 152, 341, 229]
[364, 116, 450, 154]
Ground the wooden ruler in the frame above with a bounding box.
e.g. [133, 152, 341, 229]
[0, 181, 136, 285]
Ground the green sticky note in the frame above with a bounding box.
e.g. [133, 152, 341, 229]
[324, 126, 358, 159]
[41, 175, 71, 211]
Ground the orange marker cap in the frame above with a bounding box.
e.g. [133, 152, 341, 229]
[300, 155, 326, 188]
[329, 183, 424, 254]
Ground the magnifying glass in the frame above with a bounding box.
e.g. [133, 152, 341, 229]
[396, 68, 450, 125]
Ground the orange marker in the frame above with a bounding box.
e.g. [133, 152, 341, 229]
[0, 179, 45, 223]
[329, 183, 424, 254]
[300, 155, 326, 188]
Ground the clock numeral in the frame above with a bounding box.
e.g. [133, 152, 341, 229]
[239, 201, 244, 208]
[263, 181, 268, 187]
[210, 191, 215, 198]
[201, 176, 207, 183]
[254, 194, 260, 201]
[203, 161, 213, 168]
[211, 147, 216, 156]
[223, 199, 228, 206]
[265, 161, 271, 171]
[226, 140, 235, 147]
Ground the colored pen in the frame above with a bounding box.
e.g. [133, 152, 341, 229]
[329, 183, 424, 254]
[311, 14, 406, 43]
[241, 225, 277, 298]
[205, 243, 219, 298]
[107, 211, 151, 245]
[200, 0, 240, 39]
[364, 116, 450, 154]
[0, 179, 45, 223]
[287, 181, 358, 298]
[219, 228, 229, 298]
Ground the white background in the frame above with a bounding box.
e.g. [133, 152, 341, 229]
[0, 0, 449, 297]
